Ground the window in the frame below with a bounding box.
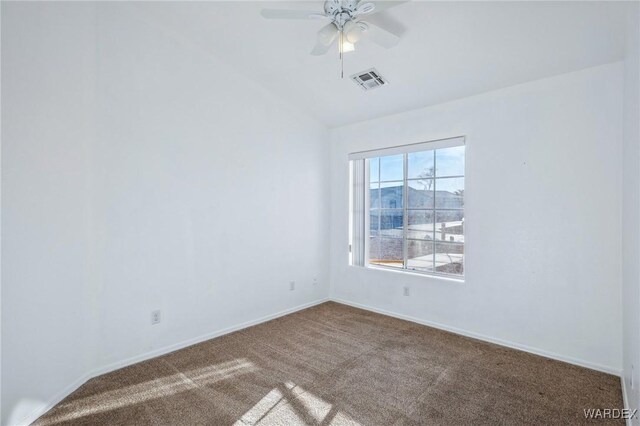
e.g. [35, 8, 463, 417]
[349, 137, 465, 278]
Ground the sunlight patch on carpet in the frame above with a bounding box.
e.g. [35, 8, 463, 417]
[235, 382, 361, 426]
[38, 358, 258, 425]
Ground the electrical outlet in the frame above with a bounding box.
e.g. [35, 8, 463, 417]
[403, 286, 410, 297]
[289, 281, 295, 291]
[151, 310, 161, 325]
[313, 278, 318, 286]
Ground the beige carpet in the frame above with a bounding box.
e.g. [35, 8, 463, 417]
[34, 302, 623, 425]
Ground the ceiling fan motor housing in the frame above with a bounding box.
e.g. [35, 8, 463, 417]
[324, 0, 363, 28]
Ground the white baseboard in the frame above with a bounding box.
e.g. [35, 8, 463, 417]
[13, 298, 329, 426]
[622, 375, 631, 426]
[331, 298, 621, 377]
[621, 374, 639, 426]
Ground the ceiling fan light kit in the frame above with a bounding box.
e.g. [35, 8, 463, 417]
[260, 0, 406, 78]
[344, 21, 368, 43]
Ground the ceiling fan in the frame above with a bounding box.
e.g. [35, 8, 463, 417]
[260, 0, 407, 77]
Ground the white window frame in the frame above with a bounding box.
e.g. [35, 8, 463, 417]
[349, 136, 466, 280]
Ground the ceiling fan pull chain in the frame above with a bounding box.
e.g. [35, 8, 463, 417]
[340, 30, 344, 79]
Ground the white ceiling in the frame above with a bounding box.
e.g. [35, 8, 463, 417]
[139, 1, 628, 127]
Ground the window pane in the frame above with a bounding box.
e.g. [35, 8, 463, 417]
[435, 146, 465, 177]
[408, 180, 434, 208]
[369, 157, 380, 183]
[407, 150, 434, 179]
[407, 210, 434, 240]
[435, 178, 464, 209]
[407, 239, 434, 272]
[434, 243, 464, 275]
[435, 211, 464, 243]
[369, 183, 380, 210]
[369, 237, 404, 269]
[380, 154, 403, 181]
[358, 142, 464, 278]
[379, 209, 403, 238]
[380, 181, 403, 208]
[370, 209, 380, 237]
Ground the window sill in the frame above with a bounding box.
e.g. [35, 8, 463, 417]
[350, 264, 465, 283]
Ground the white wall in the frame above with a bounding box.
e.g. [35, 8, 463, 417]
[1, 3, 98, 424]
[91, 3, 329, 370]
[330, 63, 624, 374]
[622, 3, 640, 422]
[1, 3, 330, 425]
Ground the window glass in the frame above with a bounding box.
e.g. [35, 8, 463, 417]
[369, 157, 380, 183]
[408, 180, 434, 209]
[407, 239, 434, 272]
[353, 140, 465, 278]
[369, 237, 404, 269]
[370, 209, 380, 237]
[408, 151, 434, 179]
[379, 209, 404, 238]
[380, 181, 403, 208]
[434, 243, 464, 275]
[380, 154, 403, 181]
[369, 182, 380, 209]
[407, 210, 434, 240]
[435, 178, 464, 209]
[435, 211, 464, 243]
[435, 146, 465, 177]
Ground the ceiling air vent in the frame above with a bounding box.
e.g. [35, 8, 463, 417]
[351, 68, 388, 91]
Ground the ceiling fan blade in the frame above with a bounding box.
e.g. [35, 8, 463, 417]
[364, 21, 401, 48]
[311, 23, 339, 55]
[319, 23, 339, 44]
[368, 0, 409, 15]
[311, 40, 335, 56]
[354, 2, 376, 16]
[260, 9, 326, 20]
